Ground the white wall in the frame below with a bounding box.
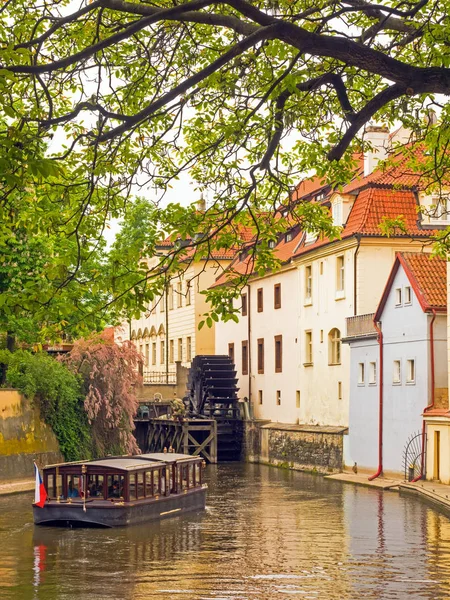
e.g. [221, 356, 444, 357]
[347, 265, 447, 475]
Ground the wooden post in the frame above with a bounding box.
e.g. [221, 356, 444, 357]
[183, 422, 189, 454]
[210, 419, 218, 464]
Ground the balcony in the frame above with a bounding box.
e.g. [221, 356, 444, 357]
[143, 369, 177, 385]
[345, 313, 377, 339]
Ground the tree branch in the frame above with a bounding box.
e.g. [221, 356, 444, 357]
[97, 24, 279, 142]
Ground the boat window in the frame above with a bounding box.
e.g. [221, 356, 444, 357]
[181, 465, 189, 490]
[137, 472, 145, 498]
[56, 474, 63, 498]
[107, 475, 124, 499]
[68, 475, 81, 498]
[154, 469, 161, 495]
[145, 471, 153, 496]
[88, 475, 104, 499]
[47, 473, 54, 497]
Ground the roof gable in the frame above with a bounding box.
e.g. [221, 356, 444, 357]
[374, 252, 447, 320]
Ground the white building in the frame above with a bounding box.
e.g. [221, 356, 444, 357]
[214, 129, 444, 430]
[345, 252, 447, 477]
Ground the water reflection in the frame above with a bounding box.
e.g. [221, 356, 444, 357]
[2, 464, 450, 598]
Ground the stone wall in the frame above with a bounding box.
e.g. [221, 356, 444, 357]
[137, 361, 189, 402]
[0, 390, 62, 481]
[244, 421, 347, 474]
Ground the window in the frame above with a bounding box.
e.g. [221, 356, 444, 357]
[228, 343, 234, 364]
[257, 338, 264, 374]
[274, 335, 282, 373]
[404, 286, 412, 305]
[369, 361, 377, 385]
[358, 363, 365, 385]
[274, 284, 281, 309]
[152, 342, 157, 365]
[186, 337, 192, 362]
[336, 256, 345, 295]
[168, 285, 174, 310]
[430, 194, 448, 222]
[258, 390, 263, 405]
[338, 381, 343, 400]
[177, 282, 183, 307]
[145, 344, 150, 367]
[406, 359, 415, 383]
[305, 265, 312, 303]
[332, 199, 343, 226]
[186, 280, 192, 305]
[241, 293, 248, 316]
[257, 288, 263, 312]
[328, 328, 341, 365]
[320, 330, 324, 343]
[393, 360, 401, 384]
[169, 339, 174, 363]
[276, 390, 281, 405]
[268, 240, 276, 249]
[305, 231, 317, 244]
[160, 340, 165, 364]
[305, 331, 313, 365]
[242, 341, 248, 375]
[296, 390, 301, 409]
[178, 338, 183, 362]
[395, 288, 402, 306]
[285, 230, 293, 243]
[160, 294, 165, 312]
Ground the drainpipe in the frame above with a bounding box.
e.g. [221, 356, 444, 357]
[165, 281, 169, 384]
[411, 308, 436, 482]
[247, 284, 252, 412]
[353, 234, 361, 317]
[369, 320, 383, 481]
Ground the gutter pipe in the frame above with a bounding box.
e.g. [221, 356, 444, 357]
[411, 308, 436, 482]
[247, 284, 252, 412]
[353, 234, 362, 317]
[369, 319, 383, 481]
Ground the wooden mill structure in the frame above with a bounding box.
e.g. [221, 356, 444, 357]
[134, 355, 242, 463]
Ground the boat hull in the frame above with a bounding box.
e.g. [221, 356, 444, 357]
[33, 487, 207, 528]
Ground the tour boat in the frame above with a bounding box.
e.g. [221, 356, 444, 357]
[33, 453, 207, 528]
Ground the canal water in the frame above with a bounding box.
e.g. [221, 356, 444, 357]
[1, 463, 450, 599]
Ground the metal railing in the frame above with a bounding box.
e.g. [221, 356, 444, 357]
[143, 369, 177, 384]
[346, 313, 376, 338]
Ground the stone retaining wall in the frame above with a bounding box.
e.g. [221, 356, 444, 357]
[244, 420, 347, 474]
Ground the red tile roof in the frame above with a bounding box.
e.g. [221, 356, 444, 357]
[399, 252, 447, 311]
[374, 252, 447, 319]
[209, 144, 442, 288]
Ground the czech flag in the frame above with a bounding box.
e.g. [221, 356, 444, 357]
[34, 463, 47, 508]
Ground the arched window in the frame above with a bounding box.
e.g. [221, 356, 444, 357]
[328, 328, 341, 365]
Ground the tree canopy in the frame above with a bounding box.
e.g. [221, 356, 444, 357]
[1, 0, 450, 339]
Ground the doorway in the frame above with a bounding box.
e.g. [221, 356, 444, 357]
[434, 431, 441, 481]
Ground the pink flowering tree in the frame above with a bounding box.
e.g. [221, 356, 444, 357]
[63, 333, 142, 457]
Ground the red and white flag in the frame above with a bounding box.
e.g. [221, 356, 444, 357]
[34, 462, 47, 508]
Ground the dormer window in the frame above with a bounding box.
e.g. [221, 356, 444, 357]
[268, 240, 276, 249]
[305, 231, 317, 244]
[430, 194, 448, 223]
[332, 199, 343, 226]
[315, 192, 325, 202]
[282, 209, 289, 217]
[285, 230, 294, 243]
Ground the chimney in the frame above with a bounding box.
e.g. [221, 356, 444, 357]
[196, 194, 206, 212]
[363, 125, 389, 176]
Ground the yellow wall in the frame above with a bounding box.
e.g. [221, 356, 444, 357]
[425, 418, 450, 484]
[0, 390, 62, 480]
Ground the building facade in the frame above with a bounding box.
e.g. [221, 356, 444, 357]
[345, 253, 447, 476]
[214, 129, 443, 432]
